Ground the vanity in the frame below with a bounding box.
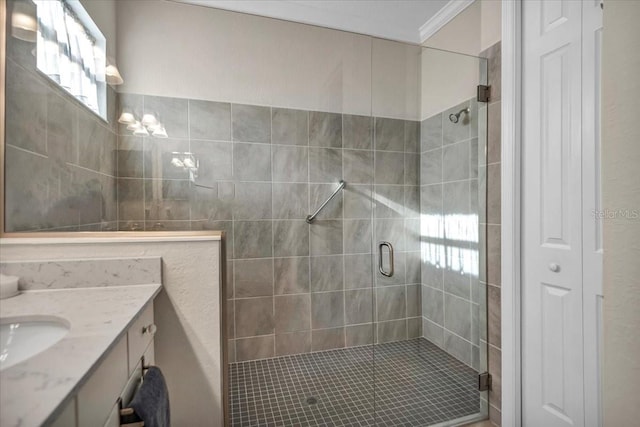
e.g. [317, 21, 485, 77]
[1, 272, 161, 426]
[0, 234, 226, 426]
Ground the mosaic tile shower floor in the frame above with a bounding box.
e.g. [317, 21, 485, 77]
[229, 338, 480, 426]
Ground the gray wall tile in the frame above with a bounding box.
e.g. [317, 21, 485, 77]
[233, 182, 272, 220]
[374, 185, 405, 219]
[444, 294, 472, 341]
[343, 115, 372, 150]
[309, 148, 342, 183]
[343, 150, 374, 184]
[375, 118, 404, 151]
[233, 143, 272, 181]
[422, 285, 444, 325]
[273, 183, 308, 219]
[272, 145, 308, 182]
[377, 286, 406, 321]
[421, 114, 442, 152]
[310, 255, 344, 292]
[345, 324, 375, 347]
[443, 101, 471, 145]
[191, 140, 233, 185]
[311, 328, 345, 351]
[404, 121, 420, 153]
[236, 336, 274, 361]
[408, 317, 422, 338]
[421, 148, 442, 185]
[309, 184, 343, 220]
[272, 108, 308, 146]
[275, 294, 311, 333]
[312, 291, 345, 329]
[309, 111, 342, 148]
[234, 258, 274, 297]
[444, 331, 472, 366]
[235, 297, 274, 337]
[375, 152, 404, 185]
[273, 220, 309, 257]
[345, 289, 374, 325]
[344, 219, 372, 254]
[144, 95, 189, 139]
[232, 104, 271, 143]
[310, 220, 343, 255]
[443, 140, 470, 182]
[344, 254, 373, 290]
[422, 318, 444, 347]
[189, 100, 231, 140]
[406, 284, 421, 317]
[234, 221, 273, 259]
[274, 257, 309, 295]
[276, 332, 311, 356]
[377, 319, 407, 343]
[344, 185, 373, 219]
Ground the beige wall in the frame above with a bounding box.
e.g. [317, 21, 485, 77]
[80, 0, 116, 60]
[420, 0, 501, 120]
[602, 1, 640, 425]
[116, 0, 420, 120]
[0, 237, 225, 426]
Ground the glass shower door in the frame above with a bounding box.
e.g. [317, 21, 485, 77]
[370, 43, 489, 426]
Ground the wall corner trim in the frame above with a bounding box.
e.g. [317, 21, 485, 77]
[419, 0, 475, 43]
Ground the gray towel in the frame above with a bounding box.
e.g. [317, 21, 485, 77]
[130, 366, 171, 427]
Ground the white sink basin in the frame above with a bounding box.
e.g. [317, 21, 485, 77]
[0, 317, 70, 371]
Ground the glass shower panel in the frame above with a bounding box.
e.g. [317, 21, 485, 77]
[223, 28, 378, 426]
[370, 43, 489, 426]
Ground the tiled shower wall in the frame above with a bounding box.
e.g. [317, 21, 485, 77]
[420, 99, 482, 372]
[115, 94, 422, 362]
[3, 7, 118, 232]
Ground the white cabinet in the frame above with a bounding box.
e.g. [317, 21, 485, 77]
[50, 303, 157, 427]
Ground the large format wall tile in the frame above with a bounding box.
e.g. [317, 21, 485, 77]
[272, 108, 308, 146]
[189, 100, 231, 141]
[232, 104, 271, 143]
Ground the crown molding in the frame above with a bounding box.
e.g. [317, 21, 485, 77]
[419, 0, 475, 43]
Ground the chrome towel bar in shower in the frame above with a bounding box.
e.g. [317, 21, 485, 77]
[306, 180, 346, 223]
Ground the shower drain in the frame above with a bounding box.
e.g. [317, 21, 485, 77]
[306, 397, 318, 405]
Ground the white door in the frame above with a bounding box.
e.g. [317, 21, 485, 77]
[522, 0, 586, 426]
[581, 1, 604, 426]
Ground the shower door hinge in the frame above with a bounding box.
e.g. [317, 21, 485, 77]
[478, 372, 492, 391]
[477, 85, 491, 103]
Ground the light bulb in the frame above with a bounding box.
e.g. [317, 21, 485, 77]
[141, 114, 158, 127]
[118, 111, 136, 125]
[152, 126, 168, 138]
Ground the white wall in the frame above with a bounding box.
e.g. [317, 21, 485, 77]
[116, 0, 420, 120]
[0, 236, 225, 426]
[602, 1, 640, 425]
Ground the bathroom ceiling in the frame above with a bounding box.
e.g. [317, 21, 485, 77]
[172, 0, 465, 44]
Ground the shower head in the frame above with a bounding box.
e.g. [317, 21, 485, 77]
[449, 107, 470, 124]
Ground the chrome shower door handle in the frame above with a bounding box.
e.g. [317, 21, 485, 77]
[378, 241, 394, 277]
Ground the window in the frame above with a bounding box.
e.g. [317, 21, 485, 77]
[34, 0, 106, 119]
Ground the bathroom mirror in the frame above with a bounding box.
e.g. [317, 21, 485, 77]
[1, 0, 120, 234]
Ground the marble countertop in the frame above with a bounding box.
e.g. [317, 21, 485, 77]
[0, 284, 162, 427]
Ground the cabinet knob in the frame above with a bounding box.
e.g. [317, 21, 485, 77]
[142, 324, 157, 336]
[549, 263, 561, 273]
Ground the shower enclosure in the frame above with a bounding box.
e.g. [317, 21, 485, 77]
[225, 44, 489, 427]
[2, 1, 488, 423]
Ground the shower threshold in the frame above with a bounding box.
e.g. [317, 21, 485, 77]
[229, 337, 480, 426]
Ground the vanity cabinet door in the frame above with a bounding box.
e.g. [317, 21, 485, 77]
[50, 397, 77, 427]
[127, 304, 155, 375]
[77, 338, 128, 427]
